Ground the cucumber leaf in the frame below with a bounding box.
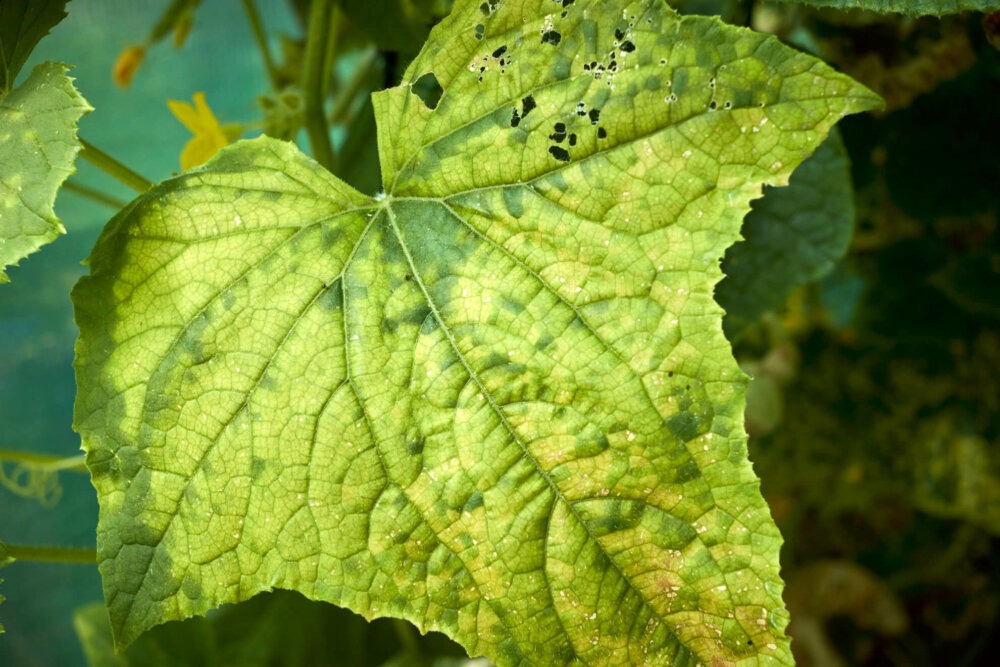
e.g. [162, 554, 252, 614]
[73, 0, 881, 664]
[0, 61, 91, 283]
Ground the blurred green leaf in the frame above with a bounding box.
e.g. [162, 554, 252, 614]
[74, 590, 467, 667]
[339, 0, 452, 53]
[719, 131, 856, 339]
[771, 0, 1000, 15]
[0, 0, 69, 93]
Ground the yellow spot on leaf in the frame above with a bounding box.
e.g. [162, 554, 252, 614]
[167, 92, 242, 170]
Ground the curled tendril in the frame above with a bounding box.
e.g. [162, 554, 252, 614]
[0, 461, 63, 508]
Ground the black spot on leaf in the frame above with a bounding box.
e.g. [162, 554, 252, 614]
[588, 108, 600, 124]
[614, 28, 625, 41]
[619, 40, 635, 53]
[549, 146, 570, 162]
[510, 108, 521, 127]
[492, 45, 507, 58]
[521, 94, 536, 118]
[597, 127, 607, 139]
[541, 30, 561, 46]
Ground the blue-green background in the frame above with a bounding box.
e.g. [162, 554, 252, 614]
[1, 2, 296, 664]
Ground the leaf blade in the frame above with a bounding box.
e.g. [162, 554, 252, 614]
[0, 61, 91, 283]
[74, 1, 882, 664]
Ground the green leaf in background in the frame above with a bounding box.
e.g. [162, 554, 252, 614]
[770, 0, 1000, 15]
[74, 589, 468, 667]
[339, 0, 453, 54]
[0, 61, 91, 283]
[73, 0, 880, 663]
[0, 0, 70, 93]
[718, 130, 855, 339]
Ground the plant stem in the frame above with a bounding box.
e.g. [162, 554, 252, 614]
[0, 450, 88, 474]
[241, 0, 281, 91]
[62, 179, 128, 210]
[5, 544, 96, 564]
[78, 138, 154, 193]
[302, 0, 337, 172]
[328, 46, 378, 127]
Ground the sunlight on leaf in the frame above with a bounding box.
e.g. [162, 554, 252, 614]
[167, 92, 242, 170]
[74, 1, 881, 664]
[0, 62, 91, 283]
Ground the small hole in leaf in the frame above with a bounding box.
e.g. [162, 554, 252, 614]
[412, 72, 443, 110]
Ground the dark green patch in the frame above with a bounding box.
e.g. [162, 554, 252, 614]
[666, 411, 702, 442]
[503, 186, 524, 218]
[575, 432, 609, 458]
[380, 317, 399, 335]
[319, 283, 343, 310]
[221, 290, 236, 310]
[419, 315, 439, 335]
[464, 490, 484, 511]
[673, 459, 702, 484]
[251, 455, 267, 479]
[181, 576, 202, 601]
[407, 435, 425, 455]
[535, 332, 555, 350]
[645, 75, 660, 91]
[321, 226, 343, 250]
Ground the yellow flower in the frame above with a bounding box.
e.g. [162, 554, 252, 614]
[167, 92, 242, 170]
[113, 45, 146, 87]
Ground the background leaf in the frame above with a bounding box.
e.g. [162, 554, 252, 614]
[73, 1, 879, 664]
[0, 61, 91, 283]
[718, 130, 855, 339]
[0, 0, 70, 93]
[769, 0, 1000, 15]
[73, 590, 468, 667]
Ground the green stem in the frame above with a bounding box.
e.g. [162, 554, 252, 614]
[79, 139, 153, 193]
[62, 179, 128, 210]
[0, 450, 88, 474]
[5, 544, 96, 564]
[328, 46, 378, 127]
[241, 0, 281, 90]
[302, 0, 337, 172]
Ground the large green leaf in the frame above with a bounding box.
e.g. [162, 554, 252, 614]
[0, 61, 91, 283]
[771, 0, 1000, 15]
[718, 130, 855, 339]
[73, 0, 880, 664]
[0, 0, 70, 93]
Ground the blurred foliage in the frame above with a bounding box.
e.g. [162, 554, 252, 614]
[74, 590, 471, 667]
[731, 5, 1000, 665]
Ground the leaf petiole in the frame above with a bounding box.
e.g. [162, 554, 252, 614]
[62, 179, 128, 211]
[78, 139, 154, 193]
[301, 0, 338, 173]
[3, 544, 96, 565]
